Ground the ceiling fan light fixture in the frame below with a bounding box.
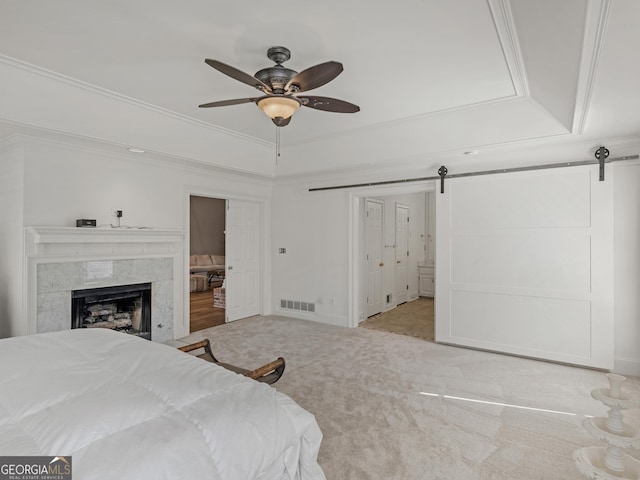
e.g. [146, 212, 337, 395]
[257, 95, 301, 120]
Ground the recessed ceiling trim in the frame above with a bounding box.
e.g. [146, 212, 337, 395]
[277, 133, 575, 184]
[285, 95, 523, 147]
[572, 0, 612, 135]
[487, 0, 530, 98]
[275, 133, 640, 185]
[0, 54, 273, 148]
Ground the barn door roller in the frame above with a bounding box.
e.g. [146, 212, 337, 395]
[595, 146, 610, 181]
[438, 166, 448, 194]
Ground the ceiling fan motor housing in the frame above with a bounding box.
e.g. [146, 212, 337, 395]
[255, 65, 297, 93]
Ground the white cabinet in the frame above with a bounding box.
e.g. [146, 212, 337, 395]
[418, 264, 434, 297]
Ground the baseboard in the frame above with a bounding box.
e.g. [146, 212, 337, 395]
[383, 303, 397, 313]
[613, 356, 640, 378]
[275, 309, 349, 328]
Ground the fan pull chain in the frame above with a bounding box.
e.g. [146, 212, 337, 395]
[275, 126, 281, 164]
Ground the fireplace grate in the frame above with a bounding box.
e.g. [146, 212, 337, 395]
[71, 283, 152, 340]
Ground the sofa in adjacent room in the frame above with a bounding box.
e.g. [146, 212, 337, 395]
[189, 255, 225, 292]
[190, 254, 225, 274]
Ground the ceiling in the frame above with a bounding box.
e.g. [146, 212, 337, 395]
[1, 0, 639, 178]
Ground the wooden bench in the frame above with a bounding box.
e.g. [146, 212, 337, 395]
[178, 339, 285, 385]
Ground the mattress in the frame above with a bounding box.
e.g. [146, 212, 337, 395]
[0, 328, 325, 480]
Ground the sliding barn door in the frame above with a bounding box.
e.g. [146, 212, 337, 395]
[435, 165, 614, 369]
[225, 199, 261, 322]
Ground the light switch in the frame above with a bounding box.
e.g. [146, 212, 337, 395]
[279, 248, 286, 254]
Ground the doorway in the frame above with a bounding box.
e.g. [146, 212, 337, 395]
[358, 190, 434, 338]
[187, 195, 263, 334]
[189, 195, 226, 332]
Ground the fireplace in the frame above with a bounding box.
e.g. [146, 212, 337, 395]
[72, 283, 152, 340]
[24, 226, 185, 342]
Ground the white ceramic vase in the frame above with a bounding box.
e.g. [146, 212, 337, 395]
[607, 373, 626, 399]
[573, 374, 640, 479]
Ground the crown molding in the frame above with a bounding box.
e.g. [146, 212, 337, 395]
[1, 128, 275, 183]
[572, 0, 612, 135]
[488, 0, 529, 98]
[0, 54, 273, 149]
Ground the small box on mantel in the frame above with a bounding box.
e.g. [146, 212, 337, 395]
[76, 219, 96, 228]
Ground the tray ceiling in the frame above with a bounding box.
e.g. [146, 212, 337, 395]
[0, 0, 638, 177]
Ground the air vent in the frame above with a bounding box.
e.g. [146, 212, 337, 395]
[280, 299, 315, 313]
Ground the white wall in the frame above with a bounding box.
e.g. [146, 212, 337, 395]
[19, 139, 273, 229]
[0, 141, 24, 337]
[271, 184, 351, 326]
[272, 177, 433, 328]
[0, 135, 273, 338]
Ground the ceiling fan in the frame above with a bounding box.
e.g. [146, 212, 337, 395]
[199, 46, 360, 127]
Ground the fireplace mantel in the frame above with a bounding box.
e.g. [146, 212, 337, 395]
[24, 226, 186, 341]
[25, 226, 185, 257]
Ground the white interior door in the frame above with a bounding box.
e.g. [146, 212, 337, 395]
[365, 199, 384, 318]
[435, 166, 614, 369]
[395, 204, 409, 305]
[225, 199, 260, 322]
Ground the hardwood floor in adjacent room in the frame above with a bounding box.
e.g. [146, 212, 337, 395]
[190, 289, 225, 332]
[359, 297, 434, 341]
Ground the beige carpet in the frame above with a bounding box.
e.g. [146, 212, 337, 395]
[175, 316, 640, 480]
[360, 297, 434, 341]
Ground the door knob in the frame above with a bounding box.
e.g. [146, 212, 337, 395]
[397, 260, 401, 264]
[379, 262, 384, 267]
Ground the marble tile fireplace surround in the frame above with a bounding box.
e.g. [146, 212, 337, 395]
[24, 227, 185, 343]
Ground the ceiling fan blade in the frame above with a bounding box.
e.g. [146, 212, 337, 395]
[285, 61, 343, 93]
[198, 98, 257, 108]
[272, 116, 292, 127]
[300, 96, 360, 113]
[205, 59, 271, 92]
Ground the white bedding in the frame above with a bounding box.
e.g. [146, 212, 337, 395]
[0, 329, 325, 480]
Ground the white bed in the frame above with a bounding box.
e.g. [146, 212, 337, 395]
[0, 328, 325, 480]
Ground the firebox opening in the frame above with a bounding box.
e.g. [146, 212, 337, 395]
[72, 283, 152, 340]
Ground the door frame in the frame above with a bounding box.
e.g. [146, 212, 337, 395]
[181, 186, 270, 338]
[349, 182, 436, 328]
